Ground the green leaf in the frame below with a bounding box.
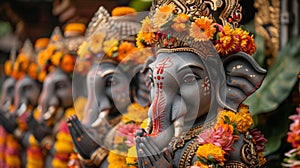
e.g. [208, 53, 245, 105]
[252, 34, 266, 68]
[244, 36, 300, 115]
[224, 116, 230, 124]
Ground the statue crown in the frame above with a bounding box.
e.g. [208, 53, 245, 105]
[137, 0, 256, 58]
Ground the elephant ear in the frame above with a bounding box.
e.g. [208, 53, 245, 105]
[222, 52, 266, 111]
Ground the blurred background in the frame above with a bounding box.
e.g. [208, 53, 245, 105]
[0, 0, 299, 167]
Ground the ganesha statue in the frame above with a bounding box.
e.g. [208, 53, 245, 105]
[25, 23, 85, 168]
[0, 39, 48, 168]
[67, 6, 152, 167]
[134, 0, 268, 167]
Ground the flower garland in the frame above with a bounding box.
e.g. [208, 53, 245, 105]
[282, 107, 300, 167]
[52, 108, 76, 168]
[107, 103, 148, 167]
[192, 104, 267, 167]
[26, 134, 44, 168]
[0, 126, 6, 168]
[5, 134, 21, 168]
[136, 4, 256, 57]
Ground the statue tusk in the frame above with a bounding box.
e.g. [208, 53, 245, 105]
[91, 109, 110, 128]
[173, 116, 184, 137]
[17, 103, 27, 117]
[3, 100, 11, 112]
[43, 106, 56, 120]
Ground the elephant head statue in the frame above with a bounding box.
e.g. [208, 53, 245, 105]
[0, 39, 44, 135]
[0, 77, 16, 113]
[134, 0, 268, 167]
[66, 7, 152, 166]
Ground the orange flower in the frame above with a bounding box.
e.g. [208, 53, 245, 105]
[196, 143, 226, 164]
[192, 161, 210, 168]
[51, 51, 63, 66]
[4, 61, 13, 76]
[234, 28, 256, 55]
[117, 42, 136, 62]
[140, 17, 156, 45]
[28, 63, 38, 79]
[38, 70, 47, 82]
[153, 4, 176, 28]
[236, 105, 253, 133]
[89, 32, 105, 53]
[172, 13, 190, 32]
[112, 7, 136, 16]
[60, 54, 75, 74]
[107, 151, 127, 168]
[190, 17, 216, 41]
[214, 24, 238, 56]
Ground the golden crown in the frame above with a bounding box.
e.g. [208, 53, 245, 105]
[137, 0, 256, 57]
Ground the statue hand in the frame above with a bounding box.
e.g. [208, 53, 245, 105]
[67, 114, 99, 159]
[26, 113, 51, 142]
[0, 112, 17, 133]
[136, 135, 173, 168]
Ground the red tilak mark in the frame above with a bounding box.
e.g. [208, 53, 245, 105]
[155, 57, 173, 74]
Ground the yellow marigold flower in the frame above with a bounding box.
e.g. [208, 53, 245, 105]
[172, 13, 189, 32]
[190, 16, 216, 41]
[64, 107, 76, 118]
[140, 118, 148, 129]
[52, 158, 68, 168]
[140, 17, 156, 45]
[107, 151, 127, 168]
[217, 109, 237, 124]
[89, 32, 105, 53]
[103, 39, 119, 57]
[117, 42, 136, 62]
[112, 7, 136, 16]
[196, 143, 226, 163]
[51, 51, 63, 66]
[122, 103, 149, 124]
[214, 24, 238, 56]
[153, 4, 176, 29]
[126, 146, 138, 166]
[136, 32, 145, 48]
[28, 134, 38, 145]
[236, 105, 253, 133]
[38, 70, 47, 82]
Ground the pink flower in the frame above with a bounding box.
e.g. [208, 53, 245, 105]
[198, 123, 235, 152]
[287, 108, 300, 148]
[116, 123, 140, 147]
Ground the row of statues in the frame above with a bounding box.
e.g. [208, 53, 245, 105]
[0, 0, 268, 167]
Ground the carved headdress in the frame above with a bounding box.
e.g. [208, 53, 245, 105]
[76, 6, 153, 74]
[37, 24, 86, 81]
[137, 0, 256, 57]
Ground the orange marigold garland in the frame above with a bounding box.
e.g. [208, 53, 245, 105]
[192, 105, 266, 167]
[137, 4, 256, 56]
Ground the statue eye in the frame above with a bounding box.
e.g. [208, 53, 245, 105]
[183, 74, 201, 84]
[106, 76, 119, 86]
[56, 82, 66, 89]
